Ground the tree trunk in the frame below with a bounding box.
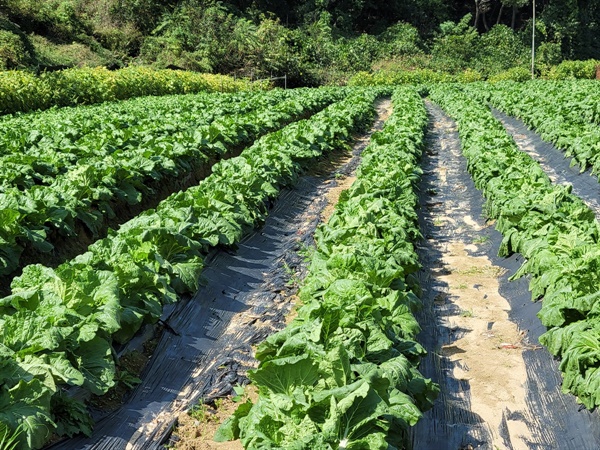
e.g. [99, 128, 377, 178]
[483, 10, 490, 30]
[474, 0, 480, 29]
[511, 5, 517, 29]
[497, 3, 504, 25]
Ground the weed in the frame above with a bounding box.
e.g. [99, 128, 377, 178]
[460, 309, 474, 318]
[0, 424, 22, 450]
[232, 384, 246, 403]
[282, 261, 301, 286]
[296, 241, 314, 262]
[456, 265, 503, 276]
[473, 235, 490, 244]
[189, 401, 218, 424]
[115, 369, 142, 389]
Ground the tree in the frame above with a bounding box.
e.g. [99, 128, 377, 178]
[500, 0, 529, 29]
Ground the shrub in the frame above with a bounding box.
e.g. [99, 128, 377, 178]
[0, 30, 28, 69]
[335, 34, 380, 72]
[0, 70, 52, 113]
[30, 34, 115, 68]
[457, 68, 483, 82]
[488, 66, 531, 82]
[430, 15, 479, 74]
[544, 59, 600, 80]
[0, 67, 261, 115]
[41, 67, 114, 105]
[534, 41, 562, 73]
[378, 22, 423, 57]
[475, 25, 529, 76]
[348, 68, 455, 86]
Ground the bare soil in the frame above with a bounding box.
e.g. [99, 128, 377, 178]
[171, 387, 258, 450]
[413, 102, 541, 449]
[436, 237, 534, 449]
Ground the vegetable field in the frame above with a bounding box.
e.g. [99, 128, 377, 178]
[3, 81, 600, 450]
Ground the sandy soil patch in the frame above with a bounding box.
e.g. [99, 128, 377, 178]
[171, 386, 259, 450]
[435, 225, 535, 449]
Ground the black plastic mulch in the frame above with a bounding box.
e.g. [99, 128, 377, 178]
[410, 102, 600, 450]
[48, 101, 391, 450]
[493, 108, 600, 220]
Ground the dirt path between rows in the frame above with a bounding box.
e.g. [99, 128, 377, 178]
[412, 102, 535, 449]
[49, 99, 392, 450]
[413, 101, 600, 450]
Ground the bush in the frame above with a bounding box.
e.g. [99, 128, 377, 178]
[335, 34, 380, 72]
[30, 34, 117, 68]
[378, 22, 423, 58]
[544, 59, 600, 80]
[0, 67, 263, 115]
[488, 66, 531, 82]
[0, 30, 28, 69]
[430, 15, 479, 74]
[475, 25, 528, 76]
[348, 68, 455, 86]
[457, 68, 483, 82]
[42, 67, 114, 105]
[0, 70, 52, 113]
[535, 41, 563, 73]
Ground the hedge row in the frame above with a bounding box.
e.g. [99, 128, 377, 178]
[0, 67, 265, 115]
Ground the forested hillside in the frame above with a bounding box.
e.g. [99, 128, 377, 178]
[0, 0, 598, 85]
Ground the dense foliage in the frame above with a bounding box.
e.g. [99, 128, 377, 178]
[218, 87, 438, 449]
[466, 80, 600, 175]
[0, 1, 599, 86]
[0, 67, 261, 115]
[430, 84, 600, 411]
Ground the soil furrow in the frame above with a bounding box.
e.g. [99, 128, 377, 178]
[49, 99, 392, 450]
[412, 101, 533, 449]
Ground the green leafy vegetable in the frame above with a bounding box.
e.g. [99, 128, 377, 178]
[0, 87, 380, 448]
[221, 87, 438, 449]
